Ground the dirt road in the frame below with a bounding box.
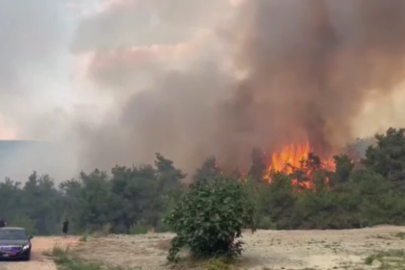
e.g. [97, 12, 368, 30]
[0, 237, 78, 270]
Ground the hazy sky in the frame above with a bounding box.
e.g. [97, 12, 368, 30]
[0, 0, 405, 181]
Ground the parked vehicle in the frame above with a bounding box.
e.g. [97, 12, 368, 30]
[0, 227, 32, 261]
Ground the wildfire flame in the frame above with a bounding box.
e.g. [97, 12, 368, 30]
[265, 142, 335, 190]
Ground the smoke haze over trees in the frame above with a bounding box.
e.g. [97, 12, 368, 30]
[1, 128, 405, 235]
[0, 0, 405, 179]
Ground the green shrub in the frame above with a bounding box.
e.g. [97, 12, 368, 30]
[257, 216, 275, 230]
[129, 222, 150, 235]
[164, 176, 256, 262]
[45, 245, 124, 270]
[202, 257, 237, 270]
[10, 215, 36, 235]
[155, 218, 171, 233]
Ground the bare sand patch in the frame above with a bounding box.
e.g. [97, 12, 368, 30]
[72, 226, 405, 270]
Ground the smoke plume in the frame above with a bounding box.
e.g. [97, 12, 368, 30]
[218, 0, 405, 165]
[73, 0, 405, 173]
[2, 0, 405, 179]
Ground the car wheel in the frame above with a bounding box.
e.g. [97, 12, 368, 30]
[23, 252, 31, 261]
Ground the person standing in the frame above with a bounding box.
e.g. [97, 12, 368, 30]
[0, 219, 5, 228]
[62, 219, 69, 237]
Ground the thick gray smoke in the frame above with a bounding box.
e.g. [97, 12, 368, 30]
[71, 0, 238, 172]
[0, 0, 81, 180]
[73, 0, 405, 173]
[217, 0, 405, 166]
[0, 0, 68, 127]
[2, 0, 405, 179]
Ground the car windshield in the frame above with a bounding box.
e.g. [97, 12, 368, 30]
[0, 230, 27, 240]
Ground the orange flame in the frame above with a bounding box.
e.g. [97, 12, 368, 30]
[265, 142, 335, 190]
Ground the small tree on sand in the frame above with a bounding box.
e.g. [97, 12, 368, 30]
[164, 176, 256, 262]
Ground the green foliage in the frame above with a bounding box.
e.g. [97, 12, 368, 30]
[164, 176, 256, 262]
[3, 126, 405, 252]
[363, 249, 405, 270]
[202, 257, 238, 270]
[256, 216, 275, 230]
[0, 153, 185, 235]
[193, 157, 222, 181]
[11, 214, 35, 236]
[77, 169, 111, 232]
[248, 148, 269, 183]
[46, 245, 125, 270]
[129, 222, 150, 235]
[256, 174, 298, 229]
[329, 154, 354, 186]
[363, 128, 405, 190]
[248, 127, 405, 230]
[109, 164, 156, 233]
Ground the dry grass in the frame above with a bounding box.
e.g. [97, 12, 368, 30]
[364, 249, 405, 270]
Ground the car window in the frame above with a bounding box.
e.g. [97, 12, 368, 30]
[0, 230, 27, 240]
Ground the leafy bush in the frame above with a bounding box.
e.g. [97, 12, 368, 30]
[46, 245, 122, 270]
[164, 176, 256, 262]
[129, 222, 150, 235]
[256, 216, 275, 230]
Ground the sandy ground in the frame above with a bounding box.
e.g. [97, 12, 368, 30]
[2, 226, 405, 270]
[74, 226, 405, 270]
[0, 237, 78, 270]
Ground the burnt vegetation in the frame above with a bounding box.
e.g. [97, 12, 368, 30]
[1, 127, 405, 259]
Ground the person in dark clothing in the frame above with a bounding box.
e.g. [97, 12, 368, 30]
[62, 219, 69, 237]
[0, 219, 6, 228]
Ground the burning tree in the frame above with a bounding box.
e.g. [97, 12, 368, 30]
[263, 142, 336, 191]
